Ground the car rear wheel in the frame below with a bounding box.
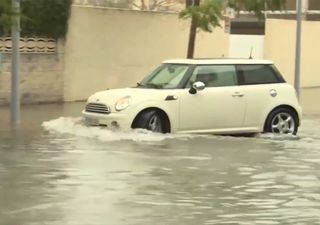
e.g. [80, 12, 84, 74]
[264, 108, 298, 135]
[133, 110, 164, 133]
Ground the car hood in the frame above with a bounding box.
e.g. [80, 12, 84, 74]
[87, 87, 174, 106]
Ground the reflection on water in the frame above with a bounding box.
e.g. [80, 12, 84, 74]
[0, 104, 320, 225]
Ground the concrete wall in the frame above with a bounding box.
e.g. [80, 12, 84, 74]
[64, 6, 229, 101]
[229, 35, 264, 59]
[0, 52, 64, 105]
[264, 19, 320, 114]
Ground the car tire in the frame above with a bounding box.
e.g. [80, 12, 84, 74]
[264, 108, 298, 135]
[133, 110, 165, 133]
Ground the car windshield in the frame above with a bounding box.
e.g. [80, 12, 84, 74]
[138, 64, 189, 89]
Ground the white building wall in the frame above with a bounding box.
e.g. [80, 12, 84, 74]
[229, 35, 264, 59]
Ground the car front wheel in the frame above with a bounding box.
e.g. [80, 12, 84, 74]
[264, 108, 298, 135]
[133, 110, 164, 133]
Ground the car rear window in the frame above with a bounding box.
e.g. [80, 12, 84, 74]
[237, 64, 283, 85]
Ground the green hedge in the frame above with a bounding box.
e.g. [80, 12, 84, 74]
[0, 0, 72, 38]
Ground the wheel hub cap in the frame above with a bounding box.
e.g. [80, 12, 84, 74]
[148, 115, 162, 132]
[271, 112, 295, 134]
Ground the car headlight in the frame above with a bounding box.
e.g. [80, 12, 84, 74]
[115, 96, 131, 111]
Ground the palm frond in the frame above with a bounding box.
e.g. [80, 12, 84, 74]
[180, 0, 224, 32]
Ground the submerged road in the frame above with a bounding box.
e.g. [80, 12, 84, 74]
[0, 103, 320, 225]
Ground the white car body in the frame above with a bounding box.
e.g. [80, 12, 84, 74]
[82, 59, 302, 134]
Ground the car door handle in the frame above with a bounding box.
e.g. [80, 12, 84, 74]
[165, 95, 178, 101]
[232, 92, 244, 97]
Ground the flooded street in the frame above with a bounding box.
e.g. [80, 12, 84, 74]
[1, 103, 320, 225]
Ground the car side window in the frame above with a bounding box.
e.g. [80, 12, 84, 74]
[237, 64, 281, 85]
[188, 65, 237, 88]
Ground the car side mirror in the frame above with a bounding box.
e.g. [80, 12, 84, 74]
[189, 81, 205, 94]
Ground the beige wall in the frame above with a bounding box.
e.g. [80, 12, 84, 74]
[265, 19, 320, 87]
[64, 6, 229, 101]
[265, 19, 320, 115]
[0, 53, 64, 105]
[300, 87, 320, 115]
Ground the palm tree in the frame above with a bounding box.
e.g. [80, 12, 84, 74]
[180, 0, 286, 59]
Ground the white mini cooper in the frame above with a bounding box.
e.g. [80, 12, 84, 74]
[82, 59, 302, 135]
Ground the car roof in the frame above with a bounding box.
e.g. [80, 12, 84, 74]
[162, 58, 274, 65]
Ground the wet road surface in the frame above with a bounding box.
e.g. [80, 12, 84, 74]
[0, 103, 320, 225]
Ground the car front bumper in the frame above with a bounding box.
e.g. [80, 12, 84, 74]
[82, 110, 133, 130]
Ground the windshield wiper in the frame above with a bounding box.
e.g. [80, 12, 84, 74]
[137, 83, 163, 89]
[146, 83, 164, 89]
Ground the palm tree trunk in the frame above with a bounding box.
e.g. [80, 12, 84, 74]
[186, 0, 200, 59]
[187, 16, 197, 58]
[141, 0, 147, 10]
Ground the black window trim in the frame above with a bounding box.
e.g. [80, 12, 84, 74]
[154, 63, 286, 89]
[235, 64, 286, 86]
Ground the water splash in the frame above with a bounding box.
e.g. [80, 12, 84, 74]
[41, 117, 192, 142]
[42, 117, 320, 144]
[256, 133, 300, 141]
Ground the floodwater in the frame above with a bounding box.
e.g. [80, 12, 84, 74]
[1, 103, 320, 225]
